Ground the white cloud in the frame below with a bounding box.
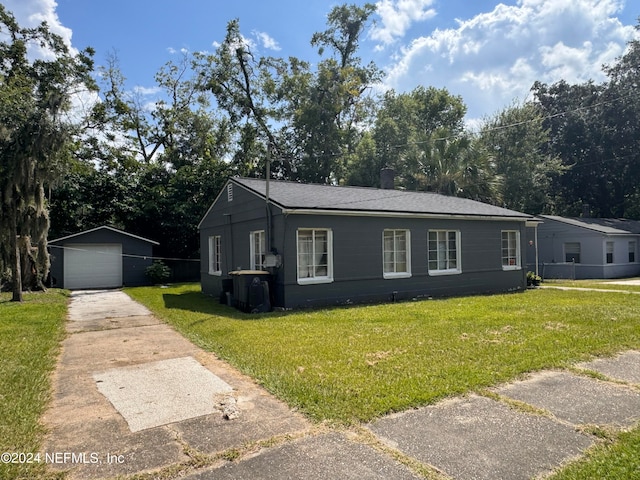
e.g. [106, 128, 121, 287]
[371, 0, 437, 46]
[253, 31, 281, 51]
[2, 0, 76, 58]
[133, 86, 162, 96]
[383, 0, 638, 121]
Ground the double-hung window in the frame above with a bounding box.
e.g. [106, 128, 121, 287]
[606, 242, 614, 264]
[250, 230, 266, 270]
[501, 231, 521, 270]
[297, 229, 333, 284]
[629, 241, 637, 263]
[428, 230, 461, 275]
[383, 229, 411, 278]
[208, 235, 221, 275]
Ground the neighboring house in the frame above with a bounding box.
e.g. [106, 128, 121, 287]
[536, 215, 640, 279]
[199, 177, 537, 309]
[49, 226, 159, 289]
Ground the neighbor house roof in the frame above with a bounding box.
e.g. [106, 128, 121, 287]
[233, 177, 533, 220]
[49, 225, 159, 245]
[539, 215, 640, 235]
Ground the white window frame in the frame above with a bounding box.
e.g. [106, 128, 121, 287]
[629, 241, 637, 263]
[208, 235, 222, 275]
[383, 229, 411, 279]
[250, 230, 266, 270]
[501, 230, 521, 270]
[428, 230, 462, 275]
[296, 228, 333, 285]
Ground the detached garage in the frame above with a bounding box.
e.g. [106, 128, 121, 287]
[49, 226, 159, 290]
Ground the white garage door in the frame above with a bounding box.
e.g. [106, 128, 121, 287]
[64, 244, 123, 289]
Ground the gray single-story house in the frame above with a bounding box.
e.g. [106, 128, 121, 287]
[198, 177, 538, 309]
[536, 215, 640, 279]
[49, 226, 159, 289]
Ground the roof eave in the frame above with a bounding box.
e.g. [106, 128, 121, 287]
[49, 225, 160, 245]
[282, 207, 532, 221]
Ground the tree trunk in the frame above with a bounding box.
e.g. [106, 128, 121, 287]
[10, 211, 23, 302]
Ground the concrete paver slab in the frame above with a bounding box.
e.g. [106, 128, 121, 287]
[577, 350, 640, 385]
[367, 395, 593, 480]
[93, 356, 234, 432]
[496, 371, 640, 427]
[184, 433, 422, 480]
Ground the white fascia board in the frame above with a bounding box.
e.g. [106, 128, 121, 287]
[50, 225, 159, 245]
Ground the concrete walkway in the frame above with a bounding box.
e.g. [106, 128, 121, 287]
[43, 291, 640, 480]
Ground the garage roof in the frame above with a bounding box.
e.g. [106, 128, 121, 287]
[49, 225, 159, 245]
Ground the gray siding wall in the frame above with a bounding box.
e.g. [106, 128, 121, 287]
[279, 215, 527, 308]
[200, 181, 285, 302]
[49, 229, 155, 288]
[537, 219, 640, 279]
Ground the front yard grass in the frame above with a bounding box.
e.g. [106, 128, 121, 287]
[0, 290, 68, 480]
[127, 284, 640, 425]
[544, 278, 640, 293]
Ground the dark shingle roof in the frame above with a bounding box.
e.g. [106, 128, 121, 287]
[234, 178, 532, 219]
[540, 215, 640, 234]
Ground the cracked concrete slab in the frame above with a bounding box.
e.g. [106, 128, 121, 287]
[367, 395, 593, 480]
[496, 371, 640, 428]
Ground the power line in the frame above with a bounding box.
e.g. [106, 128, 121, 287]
[48, 244, 199, 262]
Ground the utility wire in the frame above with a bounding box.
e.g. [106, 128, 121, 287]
[48, 244, 199, 262]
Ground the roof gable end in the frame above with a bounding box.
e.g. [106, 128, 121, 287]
[49, 225, 159, 245]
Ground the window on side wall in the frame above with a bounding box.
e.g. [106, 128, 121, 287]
[208, 235, 221, 275]
[606, 241, 614, 264]
[297, 229, 333, 284]
[250, 230, 266, 270]
[564, 242, 581, 263]
[629, 241, 637, 263]
[428, 230, 461, 275]
[501, 230, 521, 270]
[383, 229, 411, 278]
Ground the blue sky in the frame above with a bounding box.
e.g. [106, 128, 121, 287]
[3, 0, 639, 123]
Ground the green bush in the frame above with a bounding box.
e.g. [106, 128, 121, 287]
[145, 260, 171, 285]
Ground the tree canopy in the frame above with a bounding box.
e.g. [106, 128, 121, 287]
[0, 5, 95, 300]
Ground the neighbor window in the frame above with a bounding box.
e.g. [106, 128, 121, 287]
[250, 230, 266, 270]
[501, 231, 521, 270]
[629, 241, 637, 263]
[606, 242, 614, 264]
[564, 242, 581, 263]
[428, 230, 461, 275]
[383, 229, 411, 278]
[297, 229, 333, 284]
[208, 235, 221, 275]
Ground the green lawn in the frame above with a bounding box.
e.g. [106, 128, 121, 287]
[0, 290, 68, 480]
[544, 278, 640, 293]
[126, 283, 640, 424]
